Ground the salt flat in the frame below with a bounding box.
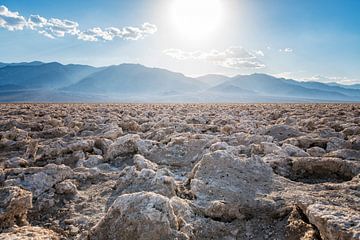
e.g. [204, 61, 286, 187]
[0, 104, 359, 239]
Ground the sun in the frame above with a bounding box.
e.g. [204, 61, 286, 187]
[170, 0, 223, 41]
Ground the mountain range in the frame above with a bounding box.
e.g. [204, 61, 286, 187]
[0, 61, 359, 103]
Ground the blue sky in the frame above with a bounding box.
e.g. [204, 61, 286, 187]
[0, 0, 360, 83]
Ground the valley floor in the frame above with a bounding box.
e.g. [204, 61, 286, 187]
[0, 103, 359, 239]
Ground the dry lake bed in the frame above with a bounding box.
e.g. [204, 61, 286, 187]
[0, 104, 359, 239]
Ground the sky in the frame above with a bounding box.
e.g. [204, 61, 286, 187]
[0, 0, 360, 84]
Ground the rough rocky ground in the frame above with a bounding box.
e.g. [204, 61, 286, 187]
[0, 103, 359, 240]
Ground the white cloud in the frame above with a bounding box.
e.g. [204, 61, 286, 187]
[78, 27, 113, 42]
[28, 15, 47, 29]
[120, 23, 157, 40]
[0, 5, 157, 42]
[254, 50, 264, 57]
[39, 18, 79, 38]
[140, 22, 157, 35]
[77, 23, 158, 42]
[163, 46, 266, 69]
[279, 48, 293, 53]
[0, 5, 27, 31]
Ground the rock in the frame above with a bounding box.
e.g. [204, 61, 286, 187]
[120, 120, 141, 132]
[203, 200, 245, 221]
[135, 139, 158, 156]
[3, 127, 28, 141]
[318, 127, 345, 139]
[325, 149, 360, 160]
[300, 203, 360, 240]
[68, 225, 79, 236]
[283, 136, 328, 149]
[101, 125, 123, 140]
[0, 169, 4, 184]
[326, 137, 351, 152]
[133, 154, 158, 171]
[23, 140, 38, 161]
[92, 147, 102, 155]
[146, 127, 174, 142]
[190, 150, 276, 217]
[350, 136, 360, 150]
[0, 186, 32, 229]
[306, 147, 326, 157]
[224, 132, 273, 146]
[4, 157, 28, 168]
[342, 126, 360, 137]
[94, 137, 113, 154]
[35, 127, 69, 139]
[4, 164, 73, 197]
[105, 134, 141, 161]
[34, 191, 55, 212]
[110, 165, 177, 204]
[261, 142, 283, 155]
[285, 206, 321, 240]
[77, 155, 104, 168]
[0, 226, 60, 239]
[38, 139, 94, 160]
[142, 134, 218, 168]
[220, 125, 235, 135]
[265, 125, 303, 141]
[67, 139, 94, 152]
[209, 142, 229, 152]
[286, 157, 359, 184]
[282, 143, 309, 157]
[48, 118, 62, 127]
[89, 192, 188, 240]
[55, 179, 77, 195]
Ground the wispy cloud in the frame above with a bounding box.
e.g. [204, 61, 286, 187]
[279, 48, 293, 53]
[163, 47, 266, 69]
[0, 5, 157, 42]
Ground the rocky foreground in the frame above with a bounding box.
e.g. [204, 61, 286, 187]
[0, 104, 359, 240]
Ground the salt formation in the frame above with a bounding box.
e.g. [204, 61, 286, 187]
[0, 104, 359, 239]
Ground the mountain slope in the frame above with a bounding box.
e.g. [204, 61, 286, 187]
[196, 74, 230, 86]
[208, 83, 257, 96]
[0, 62, 99, 89]
[289, 81, 360, 97]
[0, 61, 359, 102]
[65, 64, 204, 94]
[327, 82, 360, 90]
[213, 74, 356, 101]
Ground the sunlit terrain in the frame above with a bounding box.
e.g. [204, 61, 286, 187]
[0, 0, 360, 239]
[1, 103, 360, 239]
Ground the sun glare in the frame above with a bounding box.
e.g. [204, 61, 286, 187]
[170, 0, 223, 41]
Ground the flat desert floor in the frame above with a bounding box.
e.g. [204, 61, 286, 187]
[0, 104, 359, 240]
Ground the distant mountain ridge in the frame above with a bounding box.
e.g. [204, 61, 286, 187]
[327, 82, 360, 90]
[0, 61, 44, 68]
[0, 61, 359, 102]
[196, 74, 230, 86]
[64, 63, 203, 94]
[0, 62, 99, 89]
[210, 74, 352, 101]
